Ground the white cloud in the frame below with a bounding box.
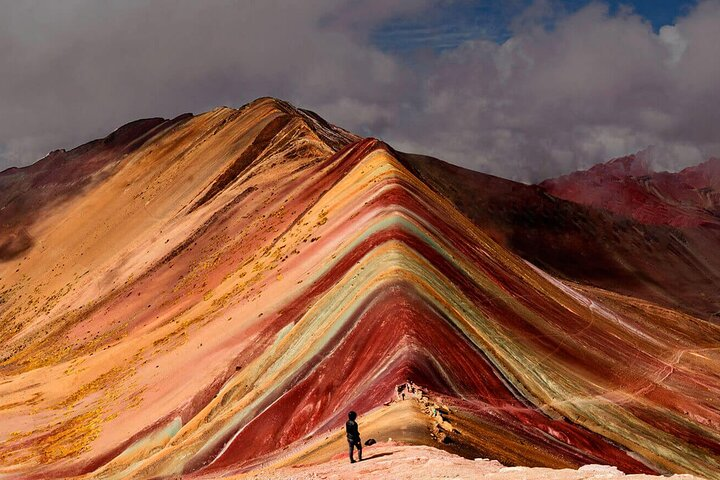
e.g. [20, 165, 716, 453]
[659, 25, 688, 66]
[378, 0, 720, 181]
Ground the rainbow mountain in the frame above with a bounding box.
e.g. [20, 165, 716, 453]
[1, 98, 719, 479]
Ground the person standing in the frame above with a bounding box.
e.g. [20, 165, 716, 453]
[346, 411, 362, 463]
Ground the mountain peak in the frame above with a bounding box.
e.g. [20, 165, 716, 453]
[595, 152, 652, 177]
[678, 156, 720, 189]
[2, 100, 720, 480]
[236, 96, 359, 151]
[540, 149, 720, 227]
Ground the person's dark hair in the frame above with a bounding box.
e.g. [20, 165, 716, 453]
[348, 411, 357, 420]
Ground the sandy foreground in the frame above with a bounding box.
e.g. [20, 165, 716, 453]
[231, 444, 701, 480]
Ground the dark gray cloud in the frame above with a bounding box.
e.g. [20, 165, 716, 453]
[383, 1, 720, 181]
[1, 0, 719, 182]
[0, 0, 423, 167]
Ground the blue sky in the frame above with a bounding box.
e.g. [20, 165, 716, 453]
[373, 0, 698, 52]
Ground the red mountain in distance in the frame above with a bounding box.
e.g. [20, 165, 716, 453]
[1, 98, 719, 480]
[540, 153, 720, 228]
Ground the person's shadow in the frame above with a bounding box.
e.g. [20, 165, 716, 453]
[361, 452, 394, 461]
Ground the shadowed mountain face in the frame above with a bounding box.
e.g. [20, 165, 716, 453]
[402, 153, 720, 320]
[1, 98, 719, 480]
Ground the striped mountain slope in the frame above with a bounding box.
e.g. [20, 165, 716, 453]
[0, 98, 719, 479]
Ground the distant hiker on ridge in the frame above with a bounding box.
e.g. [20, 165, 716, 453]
[346, 411, 362, 463]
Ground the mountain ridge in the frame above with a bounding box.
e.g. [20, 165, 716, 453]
[540, 153, 720, 228]
[1, 98, 719, 479]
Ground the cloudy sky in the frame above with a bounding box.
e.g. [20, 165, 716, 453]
[1, 0, 719, 182]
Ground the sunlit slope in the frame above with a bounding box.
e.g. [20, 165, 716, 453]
[0, 100, 719, 480]
[0, 97, 358, 478]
